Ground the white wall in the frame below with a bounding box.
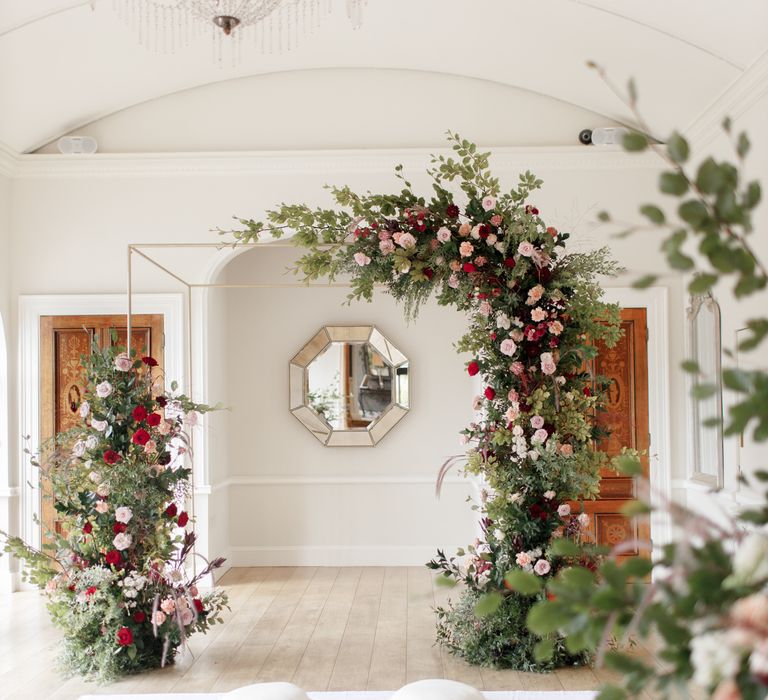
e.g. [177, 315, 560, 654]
[4, 144, 688, 569]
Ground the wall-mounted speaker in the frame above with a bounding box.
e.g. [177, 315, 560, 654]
[57, 136, 98, 154]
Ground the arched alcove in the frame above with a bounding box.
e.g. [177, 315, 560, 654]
[205, 244, 479, 566]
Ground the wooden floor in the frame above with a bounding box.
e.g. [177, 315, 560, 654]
[0, 566, 674, 699]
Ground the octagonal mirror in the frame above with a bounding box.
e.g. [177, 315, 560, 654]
[289, 325, 410, 446]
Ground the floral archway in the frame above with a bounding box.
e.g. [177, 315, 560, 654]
[223, 134, 629, 668]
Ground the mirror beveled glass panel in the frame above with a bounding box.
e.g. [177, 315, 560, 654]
[289, 325, 410, 446]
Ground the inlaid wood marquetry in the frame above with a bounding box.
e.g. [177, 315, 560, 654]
[40, 314, 164, 545]
[574, 308, 650, 563]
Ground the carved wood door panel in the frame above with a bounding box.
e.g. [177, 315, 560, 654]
[39, 314, 164, 544]
[580, 308, 650, 561]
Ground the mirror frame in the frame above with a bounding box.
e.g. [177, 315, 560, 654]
[289, 325, 410, 447]
[686, 293, 724, 489]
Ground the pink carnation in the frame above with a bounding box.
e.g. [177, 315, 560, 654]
[549, 320, 564, 336]
[531, 307, 547, 322]
[459, 241, 474, 258]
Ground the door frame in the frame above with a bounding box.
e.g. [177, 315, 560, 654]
[603, 286, 672, 553]
[18, 294, 184, 552]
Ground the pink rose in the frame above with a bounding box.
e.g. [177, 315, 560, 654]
[189, 585, 199, 597]
[95, 381, 113, 398]
[517, 241, 534, 257]
[478, 301, 492, 317]
[95, 500, 109, 514]
[560, 443, 574, 457]
[481, 195, 497, 211]
[398, 232, 417, 249]
[377, 230, 391, 241]
[448, 273, 460, 289]
[180, 607, 195, 626]
[379, 240, 394, 255]
[393, 231, 403, 244]
[540, 352, 557, 375]
[533, 559, 551, 576]
[530, 415, 544, 429]
[558, 504, 571, 517]
[152, 610, 167, 627]
[500, 339, 517, 357]
[486, 233, 497, 245]
[114, 354, 132, 372]
[449, 260, 461, 272]
[160, 598, 176, 615]
[353, 252, 371, 266]
[532, 428, 549, 444]
[114, 506, 133, 524]
[436, 227, 451, 243]
[144, 440, 157, 454]
[91, 418, 107, 432]
[458, 223, 471, 237]
[505, 405, 519, 422]
[510, 361, 525, 376]
[459, 241, 474, 258]
[490, 214, 503, 226]
[515, 552, 532, 568]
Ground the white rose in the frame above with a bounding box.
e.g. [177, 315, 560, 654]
[113, 532, 132, 551]
[493, 528, 505, 541]
[534, 559, 551, 576]
[85, 435, 98, 450]
[91, 419, 107, 432]
[114, 506, 133, 524]
[690, 631, 744, 688]
[578, 513, 591, 528]
[558, 504, 571, 517]
[95, 381, 112, 398]
[732, 532, 768, 585]
[72, 440, 86, 458]
[114, 353, 132, 372]
[79, 401, 90, 418]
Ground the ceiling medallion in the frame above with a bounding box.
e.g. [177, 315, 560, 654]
[112, 0, 367, 64]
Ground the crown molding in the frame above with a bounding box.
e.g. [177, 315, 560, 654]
[685, 48, 768, 152]
[10, 145, 663, 179]
[0, 141, 18, 177]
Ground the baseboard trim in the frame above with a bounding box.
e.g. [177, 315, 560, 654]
[0, 570, 22, 594]
[227, 545, 457, 567]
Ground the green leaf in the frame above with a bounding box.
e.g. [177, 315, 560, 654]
[722, 368, 753, 392]
[527, 601, 569, 635]
[696, 158, 726, 194]
[596, 685, 628, 700]
[627, 78, 638, 104]
[692, 383, 717, 400]
[622, 557, 653, 578]
[722, 116, 732, 133]
[667, 132, 690, 164]
[688, 273, 718, 294]
[678, 200, 709, 228]
[550, 538, 582, 557]
[474, 591, 502, 618]
[559, 566, 596, 592]
[614, 453, 642, 476]
[597, 210, 611, 222]
[744, 181, 761, 209]
[504, 570, 543, 595]
[659, 172, 688, 196]
[534, 639, 555, 662]
[621, 500, 652, 517]
[434, 574, 457, 588]
[681, 360, 700, 374]
[632, 274, 658, 289]
[737, 131, 751, 158]
[640, 204, 665, 224]
[623, 131, 649, 152]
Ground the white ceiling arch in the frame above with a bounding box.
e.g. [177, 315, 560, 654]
[1, 0, 766, 153]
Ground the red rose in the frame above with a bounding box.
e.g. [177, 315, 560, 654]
[503, 257, 516, 269]
[142, 356, 158, 367]
[132, 428, 150, 446]
[165, 503, 178, 518]
[147, 412, 161, 427]
[484, 387, 496, 401]
[477, 292, 488, 300]
[105, 550, 121, 566]
[82, 522, 93, 535]
[446, 204, 460, 218]
[113, 522, 127, 534]
[467, 361, 480, 377]
[132, 405, 148, 422]
[155, 395, 168, 407]
[192, 598, 204, 614]
[116, 626, 133, 647]
[462, 263, 476, 273]
[103, 450, 120, 465]
[547, 226, 558, 237]
[583, 386, 592, 397]
[177, 511, 189, 528]
[133, 611, 146, 623]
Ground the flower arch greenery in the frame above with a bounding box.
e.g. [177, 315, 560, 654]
[224, 133, 631, 669]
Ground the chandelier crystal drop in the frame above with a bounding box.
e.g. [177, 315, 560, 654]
[112, 0, 367, 63]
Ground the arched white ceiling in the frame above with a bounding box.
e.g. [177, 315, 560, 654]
[1, 0, 767, 153]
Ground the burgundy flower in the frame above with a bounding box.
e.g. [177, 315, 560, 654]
[103, 450, 120, 465]
[503, 257, 516, 269]
[132, 405, 148, 422]
[177, 511, 189, 528]
[105, 550, 121, 566]
[82, 522, 93, 535]
[133, 611, 146, 623]
[446, 204, 460, 218]
[132, 428, 150, 446]
[113, 522, 127, 534]
[192, 598, 204, 614]
[155, 395, 168, 407]
[157, 452, 172, 466]
[478, 224, 490, 239]
[116, 626, 133, 647]
[147, 412, 162, 427]
[423, 267, 434, 281]
[142, 356, 158, 367]
[467, 361, 480, 377]
[165, 503, 178, 518]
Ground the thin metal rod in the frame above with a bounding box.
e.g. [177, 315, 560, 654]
[187, 282, 384, 289]
[130, 246, 192, 289]
[130, 242, 346, 249]
[127, 246, 133, 352]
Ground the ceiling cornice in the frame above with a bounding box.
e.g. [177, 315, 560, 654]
[11, 146, 662, 180]
[685, 48, 768, 152]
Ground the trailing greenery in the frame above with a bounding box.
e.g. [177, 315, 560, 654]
[527, 68, 768, 699]
[1, 340, 228, 682]
[223, 132, 633, 669]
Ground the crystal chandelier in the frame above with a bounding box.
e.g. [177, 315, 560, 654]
[112, 0, 367, 62]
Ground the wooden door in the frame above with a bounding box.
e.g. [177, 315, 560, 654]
[39, 314, 164, 543]
[580, 308, 650, 561]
